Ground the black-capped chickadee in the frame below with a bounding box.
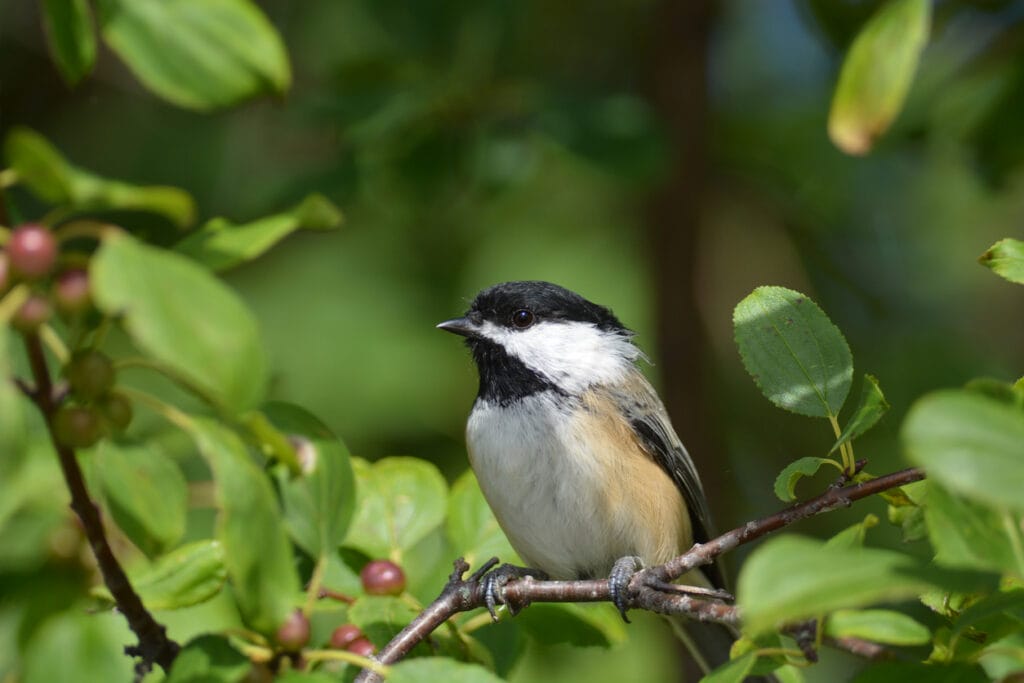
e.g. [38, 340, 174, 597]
[439, 280, 733, 672]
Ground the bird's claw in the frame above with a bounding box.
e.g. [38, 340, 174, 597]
[609, 555, 643, 623]
[480, 563, 547, 621]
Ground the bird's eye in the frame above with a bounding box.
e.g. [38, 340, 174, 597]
[511, 309, 535, 329]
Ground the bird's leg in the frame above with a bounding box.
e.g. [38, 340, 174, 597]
[609, 555, 644, 623]
[480, 563, 548, 621]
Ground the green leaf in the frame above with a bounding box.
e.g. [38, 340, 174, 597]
[828, 0, 931, 155]
[345, 456, 447, 561]
[276, 673, 338, 683]
[702, 652, 757, 683]
[22, 611, 134, 683]
[91, 232, 267, 411]
[902, 389, 1024, 512]
[978, 632, 1024, 682]
[92, 540, 227, 610]
[127, 540, 227, 610]
[185, 418, 299, 635]
[387, 658, 506, 683]
[773, 665, 807, 683]
[773, 456, 841, 502]
[979, 238, 1024, 285]
[263, 402, 356, 559]
[925, 482, 1024, 576]
[97, 0, 291, 111]
[176, 194, 343, 272]
[951, 589, 1024, 644]
[888, 503, 927, 543]
[348, 595, 419, 647]
[824, 609, 930, 645]
[825, 513, 879, 549]
[41, 0, 97, 84]
[849, 662, 989, 683]
[831, 374, 889, 453]
[964, 377, 1024, 410]
[517, 603, 626, 648]
[446, 469, 518, 567]
[733, 286, 853, 418]
[3, 127, 195, 227]
[94, 440, 187, 558]
[952, 593, 1024, 667]
[737, 535, 994, 635]
[166, 635, 250, 683]
[919, 588, 981, 621]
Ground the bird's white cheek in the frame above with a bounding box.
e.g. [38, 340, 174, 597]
[478, 321, 637, 393]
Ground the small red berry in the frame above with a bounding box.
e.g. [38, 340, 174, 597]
[12, 294, 52, 332]
[8, 224, 58, 280]
[346, 637, 376, 657]
[329, 624, 363, 650]
[66, 350, 115, 401]
[360, 560, 406, 596]
[53, 269, 91, 315]
[53, 406, 103, 448]
[275, 610, 310, 650]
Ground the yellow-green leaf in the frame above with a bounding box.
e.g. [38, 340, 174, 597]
[185, 418, 299, 635]
[830, 374, 889, 454]
[824, 609, 930, 645]
[91, 233, 267, 411]
[3, 127, 194, 227]
[95, 440, 187, 558]
[738, 535, 994, 635]
[828, 0, 931, 155]
[979, 238, 1024, 285]
[41, 0, 97, 85]
[345, 457, 447, 561]
[176, 194, 342, 272]
[97, 0, 291, 111]
[92, 540, 226, 611]
[903, 389, 1024, 512]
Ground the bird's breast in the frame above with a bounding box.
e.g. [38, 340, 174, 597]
[465, 390, 689, 579]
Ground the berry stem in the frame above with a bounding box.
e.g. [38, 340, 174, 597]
[0, 284, 29, 322]
[0, 169, 18, 189]
[22, 333, 180, 674]
[303, 649, 390, 675]
[114, 356, 228, 416]
[303, 555, 328, 618]
[39, 323, 70, 363]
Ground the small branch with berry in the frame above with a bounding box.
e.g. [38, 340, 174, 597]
[352, 466, 925, 683]
[3, 225, 178, 678]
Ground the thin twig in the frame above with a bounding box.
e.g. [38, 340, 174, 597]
[825, 636, 893, 661]
[353, 466, 925, 683]
[22, 334, 179, 676]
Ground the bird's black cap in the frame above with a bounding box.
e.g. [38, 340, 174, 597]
[460, 281, 627, 333]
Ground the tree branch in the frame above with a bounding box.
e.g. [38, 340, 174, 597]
[22, 334, 179, 678]
[353, 466, 925, 683]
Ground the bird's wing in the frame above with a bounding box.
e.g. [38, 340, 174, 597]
[607, 368, 726, 589]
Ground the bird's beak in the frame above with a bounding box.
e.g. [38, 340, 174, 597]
[436, 317, 477, 337]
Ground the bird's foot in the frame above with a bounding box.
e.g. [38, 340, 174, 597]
[609, 555, 644, 623]
[480, 563, 548, 621]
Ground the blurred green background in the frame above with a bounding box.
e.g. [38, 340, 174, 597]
[3, 0, 1024, 680]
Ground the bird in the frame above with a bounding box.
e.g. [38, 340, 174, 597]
[438, 280, 734, 673]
